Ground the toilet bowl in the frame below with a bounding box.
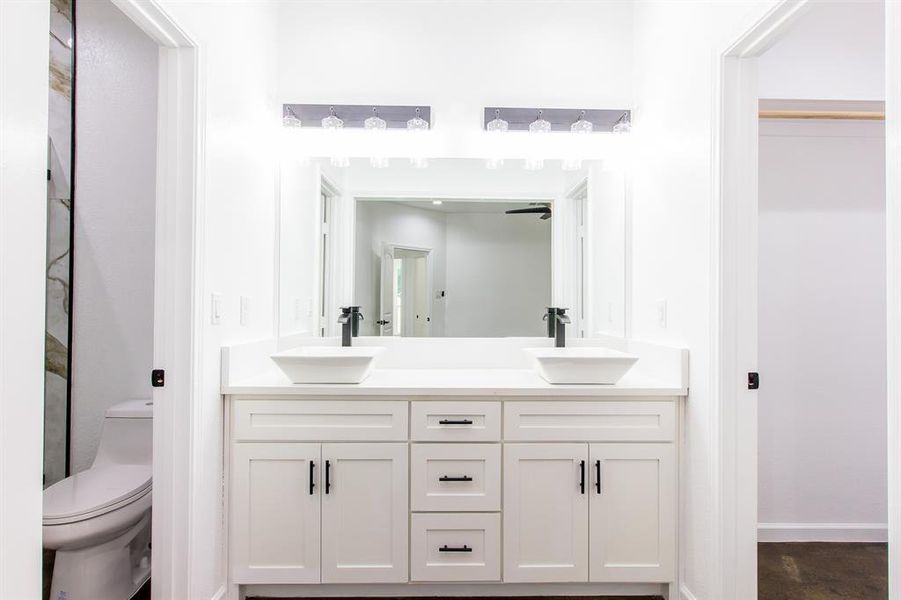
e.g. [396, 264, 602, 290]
[43, 399, 153, 600]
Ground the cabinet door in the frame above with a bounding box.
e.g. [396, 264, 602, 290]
[321, 443, 408, 583]
[231, 443, 320, 583]
[589, 443, 675, 582]
[503, 443, 588, 582]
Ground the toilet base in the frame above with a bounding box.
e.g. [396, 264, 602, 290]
[49, 511, 151, 600]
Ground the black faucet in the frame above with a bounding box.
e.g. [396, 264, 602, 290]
[338, 307, 364, 347]
[544, 307, 557, 339]
[553, 308, 571, 348]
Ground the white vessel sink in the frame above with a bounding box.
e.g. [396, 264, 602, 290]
[525, 347, 639, 384]
[271, 346, 385, 384]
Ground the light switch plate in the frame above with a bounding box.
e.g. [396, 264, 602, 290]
[240, 296, 249, 326]
[656, 299, 667, 329]
[211, 293, 223, 325]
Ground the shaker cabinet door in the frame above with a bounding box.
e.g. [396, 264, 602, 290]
[503, 443, 589, 582]
[589, 443, 676, 582]
[231, 443, 321, 584]
[321, 443, 409, 583]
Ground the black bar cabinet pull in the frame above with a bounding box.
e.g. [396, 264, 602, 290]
[579, 460, 586, 494]
[309, 460, 316, 495]
[438, 418, 473, 425]
[439, 475, 473, 482]
[325, 460, 331, 494]
[595, 460, 601, 494]
[439, 545, 473, 553]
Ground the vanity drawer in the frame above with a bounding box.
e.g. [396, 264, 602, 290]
[411, 401, 501, 441]
[233, 400, 407, 441]
[411, 444, 501, 511]
[504, 401, 675, 442]
[411, 513, 501, 582]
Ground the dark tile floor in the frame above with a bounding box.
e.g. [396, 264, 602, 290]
[759, 542, 887, 599]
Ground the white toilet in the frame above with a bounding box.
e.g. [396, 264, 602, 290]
[43, 399, 153, 600]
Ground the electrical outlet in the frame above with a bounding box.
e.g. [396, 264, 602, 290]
[656, 299, 667, 329]
[240, 296, 249, 326]
[211, 293, 223, 325]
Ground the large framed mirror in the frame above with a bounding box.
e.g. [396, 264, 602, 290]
[277, 157, 626, 342]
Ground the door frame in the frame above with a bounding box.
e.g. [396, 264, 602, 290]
[108, 2, 202, 598]
[714, 1, 901, 598]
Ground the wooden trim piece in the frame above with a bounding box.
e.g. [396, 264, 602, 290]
[759, 110, 885, 121]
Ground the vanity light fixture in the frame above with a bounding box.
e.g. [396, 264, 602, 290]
[528, 110, 552, 134]
[571, 110, 593, 134]
[612, 111, 632, 134]
[282, 106, 302, 128]
[407, 107, 429, 131]
[321, 106, 344, 129]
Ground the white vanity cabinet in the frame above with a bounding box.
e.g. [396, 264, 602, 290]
[227, 395, 679, 594]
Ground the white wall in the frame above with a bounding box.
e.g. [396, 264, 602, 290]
[354, 201, 448, 336]
[71, 0, 158, 473]
[757, 120, 887, 537]
[630, 2, 781, 598]
[0, 2, 49, 597]
[445, 213, 551, 337]
[758, 0, 885, 101]
[151, 2, 282, 597]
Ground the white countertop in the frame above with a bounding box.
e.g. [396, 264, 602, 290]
[222, 367, 686, 397]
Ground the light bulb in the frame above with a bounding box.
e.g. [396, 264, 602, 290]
[432, 200, 443, 206]
[282, 107, 302, 128]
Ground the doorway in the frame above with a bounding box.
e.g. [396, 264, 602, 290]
[717, 1, 898, 598]
[380, 245, 432, 337]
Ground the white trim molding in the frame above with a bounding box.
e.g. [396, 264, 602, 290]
[758, 523, 889, 543]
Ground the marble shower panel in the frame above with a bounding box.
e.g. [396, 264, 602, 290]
[45, 0, 73, 488]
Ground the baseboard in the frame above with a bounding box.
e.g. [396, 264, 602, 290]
[679, 583, 699, 600]
[758, 522, 888, 542]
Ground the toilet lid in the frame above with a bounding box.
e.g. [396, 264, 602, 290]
[43, 464, 152, 523]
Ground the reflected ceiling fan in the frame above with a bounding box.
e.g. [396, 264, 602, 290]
[505, 202, 552, 220]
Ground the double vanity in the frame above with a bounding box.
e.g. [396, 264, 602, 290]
[221, 336, 687, 599]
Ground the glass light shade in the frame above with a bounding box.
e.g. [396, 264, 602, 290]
[571, 112, 593, 134]
[407, 107, 429, 131]
[330, 156, 349, 168]
[613, 113, 631, 134]
[364, 108, 386, 131]
[529, 111, 552, 134]
[485, 158, 504, 170]
[561, 158, 583, 171]
[486, 109, 508, 133]
[370, 157, 390, 169]
[524, 158, 544, 171]
[410, 156, 429, 169]
[283, 112, 302, 128]
[322, 107, 343, 129]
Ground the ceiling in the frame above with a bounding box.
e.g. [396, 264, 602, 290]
[369, 199, 543, 214]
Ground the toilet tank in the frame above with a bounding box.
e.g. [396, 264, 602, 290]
[92, 400, 153, 468]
